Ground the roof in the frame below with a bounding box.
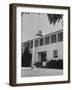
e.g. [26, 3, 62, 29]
[22, 29, 63, 43]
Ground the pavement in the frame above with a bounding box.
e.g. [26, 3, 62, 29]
[21, 67, 63, 77]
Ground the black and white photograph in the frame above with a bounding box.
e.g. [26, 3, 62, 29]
[21, 13, 63, 77]
[9, 3, 70, 86]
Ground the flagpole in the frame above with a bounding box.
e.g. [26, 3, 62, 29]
[32, 36, 35, 69]
[31, 31, 43, 69]
[31, 14, 43, 69]
[31, 14, 35, 69]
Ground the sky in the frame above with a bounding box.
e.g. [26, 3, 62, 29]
[21, 13, 63, 42]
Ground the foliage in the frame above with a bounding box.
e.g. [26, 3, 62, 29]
[34, 59, 63, 69]
[34, 62, 42, 68]
[22, 47, 32, 67]
[46, 59, 63, 69]
[47, 14, 63, 25]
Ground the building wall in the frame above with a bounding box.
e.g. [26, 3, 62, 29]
[22, 30, 63, 63]
[30, 41, 63, 63]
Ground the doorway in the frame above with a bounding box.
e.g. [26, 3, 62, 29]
[38, 51, 47, 62]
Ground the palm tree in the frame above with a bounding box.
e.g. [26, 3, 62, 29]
[47, 14, 63, 25]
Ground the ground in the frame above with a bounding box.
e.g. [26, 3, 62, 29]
[21, 67, 63, 77]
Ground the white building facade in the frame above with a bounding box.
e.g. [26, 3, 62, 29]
[22, 29, 63, 64]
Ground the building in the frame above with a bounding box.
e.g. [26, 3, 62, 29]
[22, 29, 63, 66]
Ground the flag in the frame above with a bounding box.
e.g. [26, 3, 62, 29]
[36, 30, 43, 36]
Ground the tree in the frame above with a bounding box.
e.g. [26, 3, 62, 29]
[22, 47, 32, 67]
[47, 14, 63, 25]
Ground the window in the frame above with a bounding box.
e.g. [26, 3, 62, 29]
[58, 32, 63, 41]
[53, 50, 58, 58]
[45, 36, 50, 45]
[35, 39, 39, 47]
[40, 38, 44, 46]
[31, 41, 33, 48]
[51, 34, 57, 43]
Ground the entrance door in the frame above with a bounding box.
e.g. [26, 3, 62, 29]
[38, 52, 47, 62]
